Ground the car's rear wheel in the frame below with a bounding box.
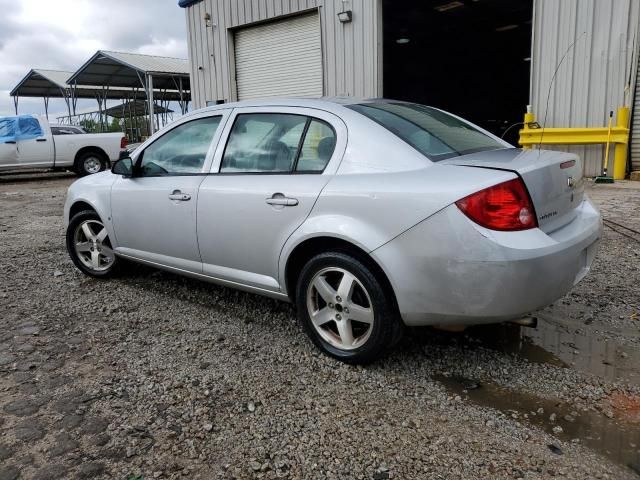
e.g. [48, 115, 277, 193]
[75, 151, 106, 176]
[296, 251, 401, 363]
[66, 210, 120, 278]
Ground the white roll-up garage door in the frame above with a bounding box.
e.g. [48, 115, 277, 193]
[234, 12, 323, 101]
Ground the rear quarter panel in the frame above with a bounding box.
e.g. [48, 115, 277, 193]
[278, 163, 516, 293]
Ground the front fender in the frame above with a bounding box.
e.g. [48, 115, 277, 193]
[64, 172, 117, 245]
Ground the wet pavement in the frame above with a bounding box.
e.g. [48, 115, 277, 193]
[431, 313, 640, 476]
[438, 374, 640, 476]
[473, 314, 640, 386]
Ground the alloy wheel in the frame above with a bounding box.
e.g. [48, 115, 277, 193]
[73, 219, 115, 272]
[306, 267, 375, 350]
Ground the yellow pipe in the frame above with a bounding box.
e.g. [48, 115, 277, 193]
[613, 106, 630, 180]
[603, 111, 613, 176]
[519, 107, 631, 180]
[519, 127, 628, 146]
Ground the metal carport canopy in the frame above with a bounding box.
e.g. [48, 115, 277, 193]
[10, 69, 143, 100]
[67, 50, 190, 134]
[67, 50, 191, 91]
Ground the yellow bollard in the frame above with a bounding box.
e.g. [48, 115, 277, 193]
[613, 106, 630, 180]
[522, 108, 535, 150]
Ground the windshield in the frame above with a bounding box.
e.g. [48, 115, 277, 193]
[348, 102, 506, 161]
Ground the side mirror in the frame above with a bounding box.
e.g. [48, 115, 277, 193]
[112, 157, 133, 177]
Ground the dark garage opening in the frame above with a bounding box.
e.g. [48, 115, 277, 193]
[383, 0, 533, 145]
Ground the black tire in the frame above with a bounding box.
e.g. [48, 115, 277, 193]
[74, 151, 106, 177]
[66, 210, 121, 278]
[296, 251, 402, 364]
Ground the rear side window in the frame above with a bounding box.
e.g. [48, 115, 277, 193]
[52, 126, 84, 135]
[296, 120, 336, 172]
[0, 118, 16, 139]
[220, 113, 336, 174]
[348, 102, 504, 161]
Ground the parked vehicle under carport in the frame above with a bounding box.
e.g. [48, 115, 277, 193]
[0, 115, 126, 176]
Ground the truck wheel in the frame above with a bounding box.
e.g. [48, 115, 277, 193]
[75, 151, 106, 176]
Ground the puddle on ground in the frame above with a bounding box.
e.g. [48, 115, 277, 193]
[437, 375, 640, 475]
[467, 314, 640, 386]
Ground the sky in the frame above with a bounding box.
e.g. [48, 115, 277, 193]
[0, 0, 188, 118]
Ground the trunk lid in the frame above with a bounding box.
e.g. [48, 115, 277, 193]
[442, 148, 584, 233]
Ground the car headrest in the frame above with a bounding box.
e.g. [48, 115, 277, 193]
[317, 136, 336, 161]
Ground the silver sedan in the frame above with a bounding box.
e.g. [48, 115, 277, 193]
[64, 98, 602, 363]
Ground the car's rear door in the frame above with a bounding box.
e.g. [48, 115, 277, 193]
[197, 106, 347, 291]
[110, 110, 230, 272]
[0, 117, 18, 168]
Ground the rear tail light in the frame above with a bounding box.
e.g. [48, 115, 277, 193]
[120, 137, 128, 149]
[455, 178, 538, 231]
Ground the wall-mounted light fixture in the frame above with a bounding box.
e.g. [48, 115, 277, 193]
[204, 13, 212, 28]
[337, 10, 352, 23]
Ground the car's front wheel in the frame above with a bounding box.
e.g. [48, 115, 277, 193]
[66, 210, 120, 278]
[296, 251, 401, 364]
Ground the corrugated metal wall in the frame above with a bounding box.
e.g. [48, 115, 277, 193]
[530, 0, 640, 177]
[185, 0, 382, 109]
[632, 50, 640, 172]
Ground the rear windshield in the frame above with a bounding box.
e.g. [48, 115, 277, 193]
[348, 102, 505, 161]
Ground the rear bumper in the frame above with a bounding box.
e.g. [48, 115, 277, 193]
[372, 196, 602, 326]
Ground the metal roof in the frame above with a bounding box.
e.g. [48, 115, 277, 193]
[10, 68, 190, 101]
[9, 69, 120, 99]
[67, 50, 190, 90]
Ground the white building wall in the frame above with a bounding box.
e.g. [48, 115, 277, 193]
[184, 0, 382, 109]
[530, 0, 640, 176]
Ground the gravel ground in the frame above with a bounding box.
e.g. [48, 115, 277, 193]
[0, 172, 639, 479]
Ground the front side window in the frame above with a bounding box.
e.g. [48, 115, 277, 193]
[139, 116, 221, 176]
[220, 113, 336, 173]
[17, 117, 43, 138]
[348, 102, 504, 161]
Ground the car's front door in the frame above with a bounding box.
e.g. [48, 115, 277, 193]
[111, 111, 229, 272]
[16, 116, 52, 167]
[197, 107, 346, 291]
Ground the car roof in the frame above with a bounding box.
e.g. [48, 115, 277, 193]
[189, 97, 413, 117]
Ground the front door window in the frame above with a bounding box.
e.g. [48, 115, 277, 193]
[139, 116, 222, 176]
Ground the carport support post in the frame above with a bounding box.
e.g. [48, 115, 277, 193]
[147, 74, 155, 136]
[13, 96, 19, 115]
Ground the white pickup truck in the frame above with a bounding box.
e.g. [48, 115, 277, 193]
[0, 115, 126, 176]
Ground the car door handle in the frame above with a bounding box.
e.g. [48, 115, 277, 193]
[4, 140, 16, 144]
[266, 194, 298, 207]
[168, 190, 191, 201]
[36, 138, 47, 142]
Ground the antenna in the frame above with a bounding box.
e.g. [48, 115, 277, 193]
[538, 31, 587, 152]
